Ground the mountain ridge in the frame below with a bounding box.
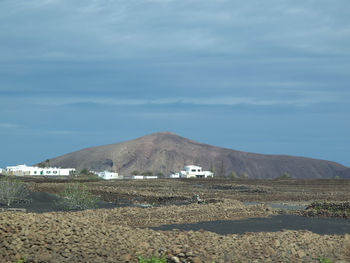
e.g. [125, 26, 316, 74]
[45, 132, 350, 179]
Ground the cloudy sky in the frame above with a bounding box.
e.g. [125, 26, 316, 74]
[1, 0, 349, 168]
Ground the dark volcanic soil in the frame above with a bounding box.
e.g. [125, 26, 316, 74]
[1, 191, 119, 213]
[1, 178, 350, 262]
[150, 214, 350, 235]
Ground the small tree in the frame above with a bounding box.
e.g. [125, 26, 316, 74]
[279, 172, 290, 179]
[240, 172, 248, 179]
[142, 171, 153, 177]
[132, 170, 140, 176]
[333, 175, 340, 180]
[230, 171, 238, 179]
[56, 183, 97, 211]
[0, 177, 29, 206]
[38, 159, 50, 168]
[156, 172, 164, 178]
[79, 168, 89, 175]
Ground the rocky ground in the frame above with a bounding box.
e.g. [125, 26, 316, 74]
[1, 178, 350, 262]
[25, 178, 350, 204]
[1, 205, 350, 263]
[300, 201, 350, 219]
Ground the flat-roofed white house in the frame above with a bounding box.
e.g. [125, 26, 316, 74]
[5, 164, 75, 176]
[174, 165, 214, 178]
[96, 170, 119, 180]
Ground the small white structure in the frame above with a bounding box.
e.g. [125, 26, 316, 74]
[143, 175, 158, 179]
[122, 175, 158, 180]
[179, 165, 214, 178]
[168, 172, 180, 178]
[0, 168, 3, 174]
[5, 164, 75, 176]
[132, 175, 145, 180]
[96, 170, 119, 180]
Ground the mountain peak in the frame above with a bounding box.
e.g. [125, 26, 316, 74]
[47, 133, 349, 179]
[148, 131, 178, 137]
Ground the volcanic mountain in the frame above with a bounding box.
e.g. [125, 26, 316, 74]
[46, 132, 349, 179]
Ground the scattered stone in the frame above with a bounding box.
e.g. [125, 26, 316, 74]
[192, 194, 204, 204]
[297, 250, 306, 258]
[186, 252, 195, 257]
[1, 180, 350, 263]
[169, 256, 181, 263]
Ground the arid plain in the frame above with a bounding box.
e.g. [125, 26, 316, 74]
[1, 178, 350, 262]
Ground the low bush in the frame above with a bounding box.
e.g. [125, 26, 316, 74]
[278, 172, 291, 179]
[317, 257, 332, 263]
[137, 255, 167, 263]
[0, 176, 29, 206]
[56, 182, 98, 211]
[77, 173, 103, 181]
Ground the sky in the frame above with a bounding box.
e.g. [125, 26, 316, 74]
[0, 0, 349, 168]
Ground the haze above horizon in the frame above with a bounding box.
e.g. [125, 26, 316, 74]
[1, 0, 349, 167]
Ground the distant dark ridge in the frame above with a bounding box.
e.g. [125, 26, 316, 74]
[45, 132, 349, 179]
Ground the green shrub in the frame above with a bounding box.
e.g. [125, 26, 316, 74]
[279, 172, 291, 179]
[79, 168, 89, 175]
[0, 177, 29, 206]
[56, 183, 97, 211]
[229, 171, 238, 179]
[156, 172, 164, 178]
[240, 173, 248, 179]
[317, 257, 332, 263]
[137, 255, 167, 263]
[77, 173, 103, 181]
[132, 170, 140, 175]
[14, 256, 28, 263]
[142, 171, 153, 177]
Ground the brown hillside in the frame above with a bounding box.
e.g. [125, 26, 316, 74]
[46, 132, 349, 179]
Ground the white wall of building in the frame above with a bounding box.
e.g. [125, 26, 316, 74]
[97, 171, 119, 180]
[132, 175, 144, 180]
[143, 176, 158, 179]
[169, 173, 180, 178]
[5, 165, 75, 176]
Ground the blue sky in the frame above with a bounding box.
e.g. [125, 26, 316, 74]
[1, 0, 349, 167]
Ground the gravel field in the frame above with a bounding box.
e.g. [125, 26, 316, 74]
[1, 206, 350, 263]
[1, 178, 350, 262]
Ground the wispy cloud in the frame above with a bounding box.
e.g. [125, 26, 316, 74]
[0, 123, 20, 129]
[2, 91, 340, 108]
[1, 0, 349, 61]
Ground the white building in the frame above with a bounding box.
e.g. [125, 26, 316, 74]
[143, 175, 158, 179]
[96, 170, 119, 180]
[168, 172, 180, 179]
[121, 175, 158, 180]
[5, 164, 75, 176]
[178, 165, 214, 178]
